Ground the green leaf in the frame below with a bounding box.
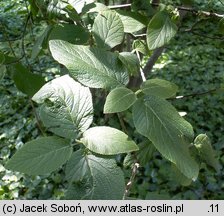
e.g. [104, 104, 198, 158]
[132, 39, 149, 55]
[132, 96, 199, 180]
[81, 126, 139, 155]
[146, 11, 177, 50]
[83, 2, 108, 13]
[104, 87, 137, 113]
[170, 164, 192, 186]
[27, 0, 39, 16]
[49, 24, 89, 45]
[65, 150, 125, 199]
[131, 0, 155, 17]
[137, 141, 155, 166]
[141, 78, 179, 98]
[49, 40, 129, 89]
[0, 65, 6, 81]
[32, 75, 93, 139]
[10, 63, 45, 97]
[68, 0, 92, 14]
[31, 26, 52, 60]
[194, 134, 220, 172]
[5, 136, 72, 175]
[92, 10, 124, 50]
[116, 10, 146, 33]
[119, 52, 140, 76]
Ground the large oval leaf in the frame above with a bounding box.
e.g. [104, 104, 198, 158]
[119, 52, 140, 76]
[10, 63, 45, 97]
[65, 150, 125, 199]
[49, 40, 129, 89]
[132, 96, 199, 180]
[32, 75, 93, 139]
[68, 0, 94, 13]
[5, 136, 72, 175]
[141, 78, 179, 98]
[93, 10, 124, 50]
[146, 11, 177, 50]
[104, 87, 137, 113]
[49, 24, 89, 45]
[194, 134, 220, 172]
[81, 126, 139, 155]
[116, 10, 146, 34]
[31, 26, 52, 60]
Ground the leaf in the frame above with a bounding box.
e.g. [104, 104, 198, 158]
[170, 164, 192, 186]
[68, 0, 93, 14]
[81, 126, 139, 155]
[49, 24, 89, 45]
[141, 78, 179, 99]
[132, 96, 199, 180]
[119, 52, 140, 76]
[83, 2, 108, 13]
[132, 39, 149, 55]
[131, 0, 155, 17]
[146, 11, 177, 50]
[27, 0, 39, 16]
[10, 63, 45, 97]
[65, 150, 125, 199]
[116, 10, 146, 33]
[92, 10, 124, 50]
[5, 136, 72, 175]
[0, 65, 6, 81]
[49, 40, 129, 89]
[104, 87, 137, 113]
[31, 26, 52, 60]
[137, 141, 155, 166]
[32, 75, 93, 139]
[194, 134, 221, 172]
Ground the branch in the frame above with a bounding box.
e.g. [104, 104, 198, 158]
[108, 3, 131, 9]
[173, 88, 217, 100]
[108, 3, 224, 18]
[143, 46, 164, 76]
[136, 51, 146, 82]
[123, 161, 140, 200]
[21, 13, 32, 68]
[186, 30, 224, 40]
[0, 36, 23, 42]
[175, 5, 224, 18]
[117, 113, 129, 135]
[4, 54, 26, 66]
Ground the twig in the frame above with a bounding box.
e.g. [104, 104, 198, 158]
[0, 36, 23, 42]
[4, 54, 26, 66]
[174, 88, 217, 100]
[218, 0, 224, 6]
[123, 162, 140, 200]
[143, 46, 164, 76]
[136, 51, 146, 82]
[108, 3, 224, 18]
[0, 23, 17, 58]
[187, 30, 224, 40]
[21, 13, 32, 68]
[117, 113, 128, 135]
[108, 3, 131, 9]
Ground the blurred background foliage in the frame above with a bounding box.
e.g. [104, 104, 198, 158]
[0, 0, 224, 199]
